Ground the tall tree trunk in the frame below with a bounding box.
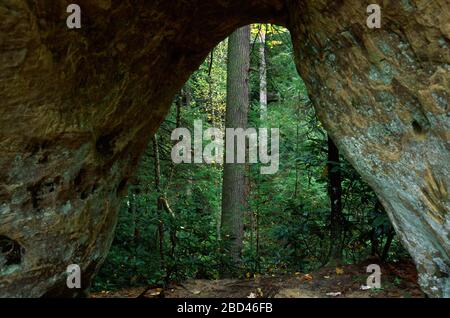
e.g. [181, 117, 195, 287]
[153, 134, 165, 268]
[181, 84, 194, 198]
[381, 229, 395, 263]
[208, 50, 216, 125]
[293, 104, 301, 198]
[221, 26, 250, 276]
[259, 26, 267, 121]
[327, 135, 344, 265]
[370, 228, 380, 258]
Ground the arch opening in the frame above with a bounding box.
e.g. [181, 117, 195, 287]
[92, 25, 420, 298]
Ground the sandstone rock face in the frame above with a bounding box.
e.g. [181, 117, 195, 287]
[289, 0, 449, 297]
[0, 0, 287, 298]
[0, 0, 448, 297]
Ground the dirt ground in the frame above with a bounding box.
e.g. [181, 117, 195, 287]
[91, 260, 424, 298]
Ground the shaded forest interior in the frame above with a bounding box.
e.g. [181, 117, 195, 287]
[92, 25, 416, 297]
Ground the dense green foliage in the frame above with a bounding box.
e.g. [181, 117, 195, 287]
[93, 26, 408, 292]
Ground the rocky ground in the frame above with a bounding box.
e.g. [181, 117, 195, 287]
[91, 260, 424, 298]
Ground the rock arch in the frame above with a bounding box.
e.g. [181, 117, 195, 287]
[0, 0, 448, 297]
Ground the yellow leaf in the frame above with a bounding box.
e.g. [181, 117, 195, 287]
[257, 288, 264, 297]
[149, 288, 163, 296]
[335, 267, 344, 275]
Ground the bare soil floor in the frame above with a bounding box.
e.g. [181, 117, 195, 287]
[91, 260, 424, 298]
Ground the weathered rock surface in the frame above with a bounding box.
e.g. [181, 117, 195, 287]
[0, 0, 448, 297]
[289, 0, 450, 297]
